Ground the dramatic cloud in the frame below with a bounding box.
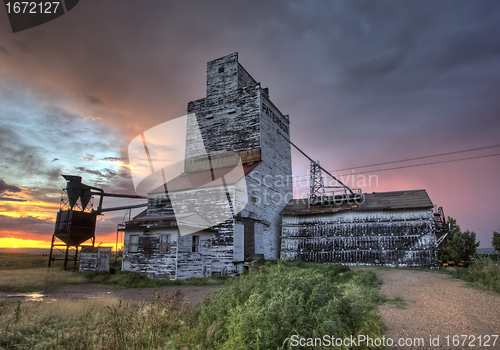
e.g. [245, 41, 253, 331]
[0, 214, 54, 235]
[86, 95, 105, 106]
[0, 179, 21, 194]
[0, 197, 26, 202]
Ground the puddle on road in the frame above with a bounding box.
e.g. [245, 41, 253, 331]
[3, 292, 45, 302]
[0, 291, 113, 302]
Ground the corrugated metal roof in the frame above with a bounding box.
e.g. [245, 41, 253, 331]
[280, 189, 433, 216]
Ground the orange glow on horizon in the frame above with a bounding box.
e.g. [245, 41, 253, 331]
[0, 238, 52, 249]
[0, 234, 120, 250]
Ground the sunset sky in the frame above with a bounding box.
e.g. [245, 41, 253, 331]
[0, 1, 499, 249]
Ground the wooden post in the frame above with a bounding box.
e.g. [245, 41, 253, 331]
[64, 245, 69, 270]
[48, 235, 55, 267]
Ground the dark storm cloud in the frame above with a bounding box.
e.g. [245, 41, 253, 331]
[0, 197, 26, 202]
[25, 186, 64, 204]
[0, 1, 295, 133]
[0, 179, 22, 193]
[86, 95, 105, 105]
[74, 166, 119, 179]
[87, 168, 136, 195]
[102, 156, 127, 162]
[0, 128, 62, 181]
[0, 214, 53, 235]
[267, 1, 500, 170]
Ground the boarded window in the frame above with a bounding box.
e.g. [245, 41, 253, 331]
[192, 235, 199, 253]
[160, 234, 170, 253]
[129, 235, 139, 253]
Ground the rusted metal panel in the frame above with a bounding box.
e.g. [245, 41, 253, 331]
[54, 210, 96, 246]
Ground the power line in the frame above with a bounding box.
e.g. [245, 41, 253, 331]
[336, 152, 500, 176]
[289, 151, 500, 182]
[329, 144, 500, 173]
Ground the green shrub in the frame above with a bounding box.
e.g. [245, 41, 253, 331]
[191, 262, 385, 350]
[448, 256, 500, 293]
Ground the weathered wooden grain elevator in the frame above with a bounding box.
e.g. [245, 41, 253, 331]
[122, 53, 293, 278]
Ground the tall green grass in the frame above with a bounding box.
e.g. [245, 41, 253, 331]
[190, 261, 385, 349]
[83, 269, 229, 288]
[0, 261, 386, 349]
[447, 256, 500, 293]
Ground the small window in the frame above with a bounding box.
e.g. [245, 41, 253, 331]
[160, 234, 170, 253]
[129, 235, 139, 253]
[218, 67, 224, 73]
[192, 235, 200, 253]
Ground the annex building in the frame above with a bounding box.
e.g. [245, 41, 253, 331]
[280, 190, 440, 266]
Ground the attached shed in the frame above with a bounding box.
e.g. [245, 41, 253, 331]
[79, 246, 112, 273]
[280, 190, 439, 267]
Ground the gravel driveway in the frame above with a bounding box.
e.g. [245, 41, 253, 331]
[373, 268, 500, 350]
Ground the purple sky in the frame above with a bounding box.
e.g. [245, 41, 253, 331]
[0, 0, 499, 247]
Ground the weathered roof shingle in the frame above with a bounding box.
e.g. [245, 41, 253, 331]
[280, 189, 433, 216]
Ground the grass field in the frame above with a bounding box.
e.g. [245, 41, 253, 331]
[0, 253, 228, 292]
[0, 255, 387, 350]
[0, 253, 51, 270]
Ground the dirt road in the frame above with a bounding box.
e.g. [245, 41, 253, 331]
[374, 268, 500, 350]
